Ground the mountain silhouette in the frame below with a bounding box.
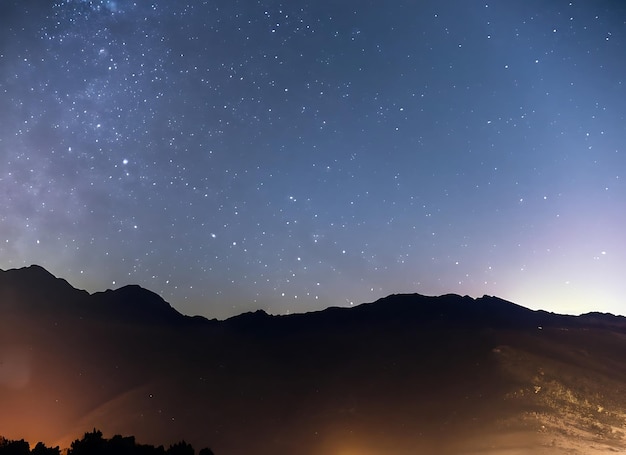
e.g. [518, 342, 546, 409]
[2, 264, 626, 455]
[0, 264, 88, 313]
[89, 285, 190, 325]
[0, 265, 192, 325]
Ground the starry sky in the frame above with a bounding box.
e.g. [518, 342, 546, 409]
[1, 0, 625, 319]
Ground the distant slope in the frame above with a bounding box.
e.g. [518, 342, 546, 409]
[1, 265, 626, 455]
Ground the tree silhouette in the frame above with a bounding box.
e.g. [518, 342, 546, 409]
[135, 443, 166, 455]
[0, 437, 30, 455]
[1, 431, 211, 455]
[68, 429, 105, 455]
[166, 441, 194, 455]
[105, 434, 137, 455]
[31, 442, 60, 455]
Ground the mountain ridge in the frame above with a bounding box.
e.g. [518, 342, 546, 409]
[1, 264, 625, 332]
[0, 265, 194, 325]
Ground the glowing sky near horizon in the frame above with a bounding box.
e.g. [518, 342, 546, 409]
[1, 0, 625, 319]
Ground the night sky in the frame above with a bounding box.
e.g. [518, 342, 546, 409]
[1, 0, 625, 319]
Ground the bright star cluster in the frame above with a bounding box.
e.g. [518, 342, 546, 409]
[1, 0, 625, 318]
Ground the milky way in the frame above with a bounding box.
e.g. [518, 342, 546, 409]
[1, 0, 625, 318]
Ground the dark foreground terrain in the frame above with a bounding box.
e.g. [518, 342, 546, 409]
[2, 265, 626, 454]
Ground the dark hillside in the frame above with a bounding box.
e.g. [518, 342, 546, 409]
[1, 265, 626, 454]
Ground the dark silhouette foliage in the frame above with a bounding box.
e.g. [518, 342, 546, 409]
[165, 441, 194, 455]
[31, 443, 60, 455]
[0, 437, 30, 455]
[68, 429, 105, 455]
[0, 431, 213, 455]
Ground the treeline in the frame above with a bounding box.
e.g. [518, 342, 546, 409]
[0, 429, 214, 455]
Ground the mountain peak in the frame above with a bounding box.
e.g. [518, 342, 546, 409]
[0, 264, 187, 325]
[20, 263, 55, 276]
[0, 264, 88, 312]
[90, 284, 186, 324]
[2, 264, 69, 284]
